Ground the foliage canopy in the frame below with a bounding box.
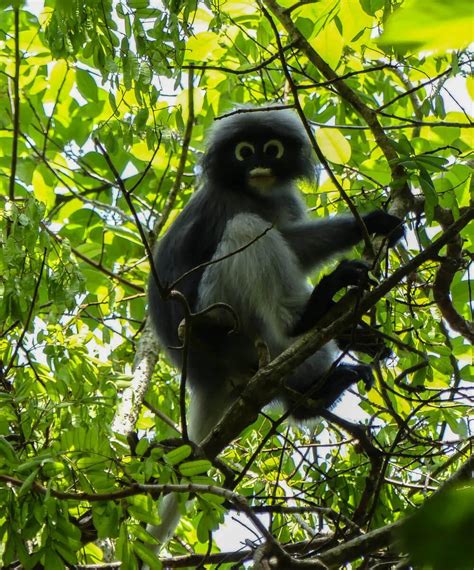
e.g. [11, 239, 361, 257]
[0, 0, 473, 568]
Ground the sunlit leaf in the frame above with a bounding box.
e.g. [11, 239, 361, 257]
[310, 19, 343, 69]
[316, 128, 351, 164]
[339, 0, 373, 44]
[31, 177, 53, 214]
[467, 75, 474, 100]
[379, 0, 474, 52]
[76, 68, 99, 101]
[185, 31, 224, 62]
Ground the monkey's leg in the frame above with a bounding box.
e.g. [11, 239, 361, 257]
[286, 363, 374, 421]
[292, 260, 371, 336]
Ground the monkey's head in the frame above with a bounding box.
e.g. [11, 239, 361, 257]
[201, 108, 315, 197]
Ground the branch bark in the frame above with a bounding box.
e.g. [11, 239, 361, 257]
[111, 69, 196, 438]
[433, 208, 474, 343]
[111, 320, 160, 435]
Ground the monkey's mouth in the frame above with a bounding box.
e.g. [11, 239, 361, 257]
[248, 167, 276, 190]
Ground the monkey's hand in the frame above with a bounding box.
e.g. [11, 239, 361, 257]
[331, 259, 376, 290]
[362, 210, 405, 247]
[177, 306, 239, 342]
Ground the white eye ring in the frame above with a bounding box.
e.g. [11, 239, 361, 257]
[235, 142, 255, 161]
[263, 139, 284, 159]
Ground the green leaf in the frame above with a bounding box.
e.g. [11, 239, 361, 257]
[18, 468, 40, 496]
[185, 31, 222, 62]
[310, 20, 343, 69]
[76, 68, 99, 101]
[359, 0, 384, 15]
[379, 0, 474, 52]
[315, 128, 351, 164]
[43, 548, 66, 570]
[460, 365, 474, 382]
[418, 168, 438, 223]
[92, 502, 121, 539]
[133, 541, 162, 569]
[466, 75, 474, 101]
[0, 437, 18, 466]
[415, 155, 448, 172]
[32, 166, 56, 209]
[164, 444, 192, 466]
[400, 485, 474, 570]
[127, 495, 160, 525]
[127, 0, 149, 8]
[179, 459, 212, 477]
[135, 438, 149, 456]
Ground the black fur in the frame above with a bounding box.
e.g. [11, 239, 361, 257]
[148, 108, 404, 441]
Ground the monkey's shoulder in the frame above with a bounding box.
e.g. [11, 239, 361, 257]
[157, 186, 306, 273]
[156, 191, 226, 273]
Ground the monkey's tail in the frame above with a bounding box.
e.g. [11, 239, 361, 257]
[144, 494, 181, 566]
[143, 395, 221, 565]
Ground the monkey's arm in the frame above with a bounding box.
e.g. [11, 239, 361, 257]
[280, 211, 404, 270]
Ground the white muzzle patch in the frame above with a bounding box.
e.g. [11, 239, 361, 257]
[248, 167, 276, 191]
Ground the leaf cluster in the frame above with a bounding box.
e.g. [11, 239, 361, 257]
[0, 0, 472, 568]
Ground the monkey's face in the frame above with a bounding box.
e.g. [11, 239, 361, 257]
[234, 138, 285, 193]
[203, 133, 314, 197]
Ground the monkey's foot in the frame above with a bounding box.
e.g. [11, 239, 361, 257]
[333, 259, 373, 288]
[291, 260, 375, 336]
[288, 363, 374, 421]
[320, 363, 374, 410]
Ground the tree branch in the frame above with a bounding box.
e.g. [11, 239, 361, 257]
[433, 209, 474, 343]
[262, 0, 414, 215]
[201, 207, 474, 458]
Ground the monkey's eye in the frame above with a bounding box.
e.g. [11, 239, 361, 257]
[263, 139, 284, 159]
[235, 142, 255, 161]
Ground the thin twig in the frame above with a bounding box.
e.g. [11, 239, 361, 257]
[8, 7, 20, 204]
[153, 67, 195, 237]
[5, 248, 48, 378]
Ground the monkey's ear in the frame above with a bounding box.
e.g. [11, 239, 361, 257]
[363, 211, 405, 246]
